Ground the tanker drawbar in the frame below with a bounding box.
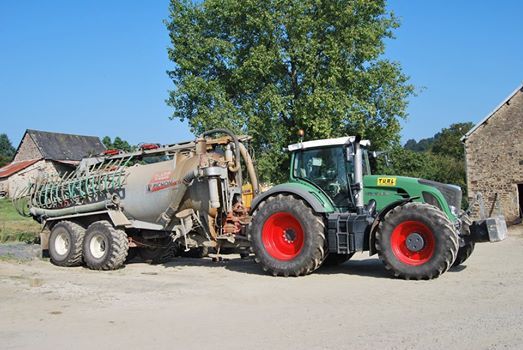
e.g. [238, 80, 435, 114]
[13, 129, 259, 269]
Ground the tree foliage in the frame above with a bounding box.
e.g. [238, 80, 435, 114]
[0, 134, 15, 167]
[403, 122, 474, 159]
[404, 137, 434, 152]
[102, 136, 135, 152]
[431, 122, 474, 160]
[166, 0, 414, 182]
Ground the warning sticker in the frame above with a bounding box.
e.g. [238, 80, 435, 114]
[147, 171, 177, 192]
[377, 177, 397, 186]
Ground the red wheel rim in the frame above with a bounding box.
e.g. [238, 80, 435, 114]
[391, 221, 435, 266]
[262, 212, 304, 261]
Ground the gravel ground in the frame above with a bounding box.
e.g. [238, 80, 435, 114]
[0, 243, 41, 261]
[1, 226, 522, 350]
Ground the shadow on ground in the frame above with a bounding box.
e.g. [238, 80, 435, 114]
[130, 255, 395, 279]
[316, 258, 392, 279]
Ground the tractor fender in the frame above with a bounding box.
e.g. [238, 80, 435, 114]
[250, 184, 332, 214]
[368, 197, 418, 256]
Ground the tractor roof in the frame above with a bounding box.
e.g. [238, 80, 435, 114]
[288, 136, 370, 152]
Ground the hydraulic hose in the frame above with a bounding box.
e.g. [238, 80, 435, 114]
[158, 169, 197, 226]
[30, 200, 111, 218]
[238, 142, 259, 195]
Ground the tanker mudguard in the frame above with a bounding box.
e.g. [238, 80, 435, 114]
[250, 183, 332, 214]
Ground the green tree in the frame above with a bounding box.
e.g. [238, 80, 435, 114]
[166, 0, 414, 182]
[0, 134, 15, 167]
[404, 137, 434, 152]
[102, 136, 135, 152]
[431, 122, 474, 160]
[378, 147, 466, 190]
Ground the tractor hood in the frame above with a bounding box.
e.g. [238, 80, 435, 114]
[417, 179, 462, 213]
[363, 175, 462, 220]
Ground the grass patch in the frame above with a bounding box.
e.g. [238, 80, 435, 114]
[0, 198, 41, 243]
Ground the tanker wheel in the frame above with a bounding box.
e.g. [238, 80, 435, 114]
[452, 241, 475, 267]
[83, 221, 128, 270]
[376, 202, 458, 280]
[249, 194, 326, 277]
[48, 221, 85, 267]
[322, 253, 355, 267]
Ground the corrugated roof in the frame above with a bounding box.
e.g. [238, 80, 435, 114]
[26, 129, 106, 161]
[462, 83, 523, 142]
[0, 159, 40, 178]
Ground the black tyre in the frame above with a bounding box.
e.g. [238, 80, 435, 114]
[322, 253, 354, 267]
[180, 246, 209, 259]
[48, 221, 85, 267]
[139, 245, 175, 264]
[249, 194, 327, 277]
[83, 221, 128, 270]
[125, 247, 139, 262]
[376, 202, 458, 280]
[452, 241, 475, 267]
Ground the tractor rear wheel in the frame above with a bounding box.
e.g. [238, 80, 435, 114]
[49, 221, 85, 267]
[452, 241, 475, 267]
[83, 221, 128, 270]
[249, 194, 326, 277]
[376, 202, 458, 280]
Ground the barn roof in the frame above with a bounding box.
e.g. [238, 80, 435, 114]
[24, 129, 105, 161]
[0, 159, 40, 179]
[462, 83, 523, 142]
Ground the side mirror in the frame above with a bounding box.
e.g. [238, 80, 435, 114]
[371, 150, 391, 167]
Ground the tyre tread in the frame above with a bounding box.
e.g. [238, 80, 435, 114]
[376, 202, 458, 280]
[248, 195, 326, 277]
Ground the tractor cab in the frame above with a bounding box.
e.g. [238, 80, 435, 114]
[288, 136, 371, 210]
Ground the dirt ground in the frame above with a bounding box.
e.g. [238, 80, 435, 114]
[1, 226, 522, 350]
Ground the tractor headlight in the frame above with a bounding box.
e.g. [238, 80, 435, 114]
[449, 205, 459, 217]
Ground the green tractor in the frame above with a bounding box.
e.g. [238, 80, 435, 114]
[248, 136, 507, 279]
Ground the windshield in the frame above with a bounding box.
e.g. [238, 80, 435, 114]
[293, 146, 350, 207]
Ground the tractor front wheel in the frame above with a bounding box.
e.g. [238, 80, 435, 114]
[249, 194, 326, 277]
[376, 202, 458, 280]
[452, 241, 475, 267]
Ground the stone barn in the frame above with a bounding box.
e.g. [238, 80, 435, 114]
[462, 84, 523, 224]
[0, 129, 105, 197]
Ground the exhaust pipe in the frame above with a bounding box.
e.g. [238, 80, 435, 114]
[352, 135, 364, 212]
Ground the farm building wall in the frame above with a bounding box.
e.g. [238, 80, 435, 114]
[7, 160, 63, 197]
[0, 178, 8, 195]
[13, 133, 42, 162]
[464, 89, 523, 223]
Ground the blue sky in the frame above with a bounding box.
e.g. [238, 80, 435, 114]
[1, 1, 522, 147]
